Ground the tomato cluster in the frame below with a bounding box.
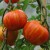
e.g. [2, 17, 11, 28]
[4, 0, 19, 3]
[0, 9, 27, 46]
[0, 9, 49, 46]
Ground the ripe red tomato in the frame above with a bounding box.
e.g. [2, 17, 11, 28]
[4, 0, 19, 3]
[23, 20, 49, 45]
[3, 9, 27, 31]
[14, 10, 27, 29]
[6, 30, 18, 46]
[0, 26, 18, 46]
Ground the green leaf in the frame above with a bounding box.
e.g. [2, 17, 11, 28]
[22, 0, 29, 11]
[21, 46, 29, 50]
[8, 45, 14, 50]
[20, 0, 36, 3]
[0, 41, 2, 50]
[24, 40, 30, 46]
[47, 5, 50, 10]
[29, 0, 36, 3]
[14, 38, 24, 50]
[30, 4, 36, 8]
[28, 15, 36, 21]
[19, 0, 24, 2]
[36, 7, 40, 14]
[15, 39, 24, 47]
[48, 13, 50, 17]
[36, 14, 41, 21]
[20, 43, 35, 50]
[29, 45, 35, 50]
[17, 29, 23, 39]
[0, 9, 4, 16]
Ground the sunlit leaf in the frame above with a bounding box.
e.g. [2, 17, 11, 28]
[0, 9, 4, 16]
[47, 5, 50, 10]
[14, 38, 24, 50]
[21, 46, 29, 50]
[48, 13, 50, 17]
[36, 14, 41, 21]
[22, 0, 29, 11]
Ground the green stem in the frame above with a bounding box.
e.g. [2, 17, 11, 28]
[2, 41, 6, 50]
[8, 0, 13, 10]
[36, 0, 43, 21]
[2, 0, 13, 50]
[2, 0, 13, 24]
[5, 29, 9, 50]
[1, 29, 9, 50]
[2, 8, 8, 24]
[36, 0, 42, 8]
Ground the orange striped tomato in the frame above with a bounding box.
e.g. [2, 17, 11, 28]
[23, 20, 49, 45]
[0, 26, 4, 41]
[3, 9, 27, 31]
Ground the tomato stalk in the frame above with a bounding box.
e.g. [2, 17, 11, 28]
[37, 0, 49, 34]
[1, 28, 9, 50]
[2, 0, 14, 50]
[2, 0, 14, 24]
[37, 0, 49, 50]
[8, 0, 14, 10]
[5, 29, 9, 50]
[2, 8, 8, 24]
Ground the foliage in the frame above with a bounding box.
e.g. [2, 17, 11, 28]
[0, 9, 4, 16]
[0, 0, 2, 2]
[0, 0, 50, 50]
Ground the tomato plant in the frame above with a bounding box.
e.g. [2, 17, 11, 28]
[4, 0, 19, 3]
[3, 9, 27, 31]
[0, 0, 50, 50]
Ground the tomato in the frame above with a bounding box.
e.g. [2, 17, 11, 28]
[23, 20, 49, 45]
[3, 9, 27, 31]
[0, 26, 18, 46]
[4, 0, 19, 3]
[0, 26, 4, 41]
[6, 30, 18, 46]
[14, 10, 27, 29]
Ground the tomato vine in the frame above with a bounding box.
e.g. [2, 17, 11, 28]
[0, 0, 50, 50]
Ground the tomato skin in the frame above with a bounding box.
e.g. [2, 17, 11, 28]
[4, 0, 19, 3]
[6, 30, 18, 46]
[14, 10, 27, 29]
[0, 26, 18, 46]
[3, 9, 27, 31]
[23, 20, 49, 45]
